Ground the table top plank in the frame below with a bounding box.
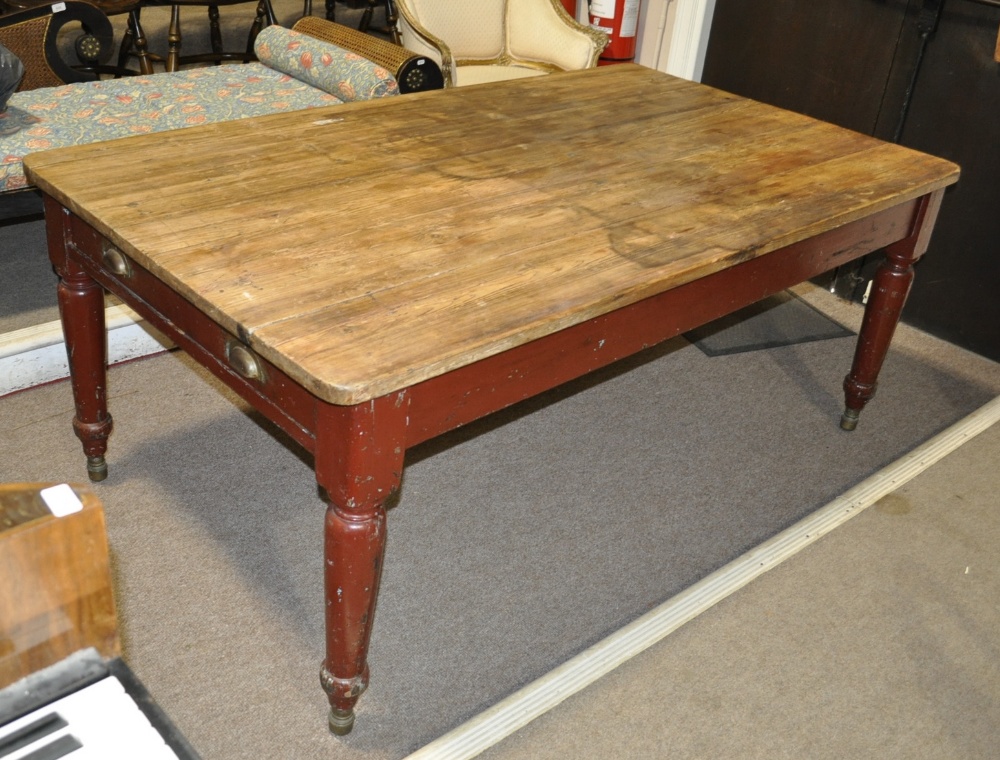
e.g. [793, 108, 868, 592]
[25, 65, 958, 404]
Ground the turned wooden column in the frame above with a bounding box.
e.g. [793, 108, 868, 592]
[842, 190, 946, 430]
[314, 392, 409, 735]
[46, 199, 113, 481]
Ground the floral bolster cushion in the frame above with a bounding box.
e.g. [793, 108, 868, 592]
[0, 28, 399, 193]
[253, 25, 399, 103]
[0, 64, 340, 192]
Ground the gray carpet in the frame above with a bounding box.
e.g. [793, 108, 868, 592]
[2, 283, 999, 758]
[685, 290, 854, 356]
[481, 418, 1000, 760]
[0, 216, 52, 333]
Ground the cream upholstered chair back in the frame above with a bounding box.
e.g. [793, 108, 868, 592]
[396, 0, 607, 87]
[401, 0, 507, 61]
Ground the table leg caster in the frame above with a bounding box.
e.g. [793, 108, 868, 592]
[86, 456, 108, 482]
[328, 708, 355, 736]
[840, 408, 860, 431]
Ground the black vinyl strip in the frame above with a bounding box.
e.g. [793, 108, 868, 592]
[0, 713, 68, 758]
[17, 733, 82, 760]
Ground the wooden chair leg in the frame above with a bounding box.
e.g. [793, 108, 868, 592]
[358, 0, 399, 42]
[384, 0, 400, 44]
[246, 0, 270, 60]
[260, 0, 277, 26]
[128, 9, 155, 74]
[166, 5, 181, 72]
[359, 0, 374, 32]
[207, 5, 223, 55]
[117, 22, 134, 72]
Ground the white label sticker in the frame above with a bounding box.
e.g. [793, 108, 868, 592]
[40, 484, 83, 517]
[590, 0, 615, 18]
[620, 0, 640, 37]
[589, 0, 640, 37]
[51, 2, 67, 12]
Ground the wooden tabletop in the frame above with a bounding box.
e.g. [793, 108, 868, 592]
[24, 65, 959, 405]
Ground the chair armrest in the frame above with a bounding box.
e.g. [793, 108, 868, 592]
[507, 0, 607, 71]
[290, 16, 443, 93]
[394, 0, 457, 88]
[0, 1, 113, 91]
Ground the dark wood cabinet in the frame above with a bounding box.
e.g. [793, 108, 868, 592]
[702, 0, 1000, 362]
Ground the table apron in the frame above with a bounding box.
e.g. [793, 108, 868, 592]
[55, 195, 921, 456]
[404, 198, 923, 447]
[59, 210, 320, 455]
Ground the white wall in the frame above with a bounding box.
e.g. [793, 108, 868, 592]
[591, 0, 717, 81]
[635, 0, 678, 71]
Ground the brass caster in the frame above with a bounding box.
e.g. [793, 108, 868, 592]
[86, 456, 108, 482]
[840, 408, 860, 431]
[328, 708, 355, 736]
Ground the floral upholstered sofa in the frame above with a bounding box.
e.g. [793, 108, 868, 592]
[0, 14, 442, 195]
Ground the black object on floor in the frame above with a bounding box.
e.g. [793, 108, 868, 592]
[685, 291, 854, 356]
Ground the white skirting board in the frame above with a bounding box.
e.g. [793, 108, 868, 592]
[405, 394, 1000, 760]
[0, 306, 172, 397]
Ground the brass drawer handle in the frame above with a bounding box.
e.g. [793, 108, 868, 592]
[226, 340, 266, 383]
[101, 244, 133, 278]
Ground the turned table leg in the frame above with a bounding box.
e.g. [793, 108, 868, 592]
[842, 191, 945, 430]
[314, 393, 409, 735]
[52, 247, 112, 481]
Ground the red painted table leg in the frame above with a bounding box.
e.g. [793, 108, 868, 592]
[52, 245, 113, 481]
[314, 393, 409, 735]
[841, 191, 944, 430]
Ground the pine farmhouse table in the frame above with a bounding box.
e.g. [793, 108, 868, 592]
[24, 64, 959, 735]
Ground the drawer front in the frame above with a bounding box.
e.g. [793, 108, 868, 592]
[63, 213, 321, 453]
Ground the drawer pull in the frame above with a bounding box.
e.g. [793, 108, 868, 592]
[226, 340, 266, 382]
[101, 244, 133, 278]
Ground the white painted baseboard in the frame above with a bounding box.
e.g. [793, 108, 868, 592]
[0, 306, 172, 397]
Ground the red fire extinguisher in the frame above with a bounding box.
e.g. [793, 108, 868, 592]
[561, 0, 577, 17]
[589, 0, 642, 64]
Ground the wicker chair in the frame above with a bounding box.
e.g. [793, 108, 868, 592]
[0, 1, 114, 91]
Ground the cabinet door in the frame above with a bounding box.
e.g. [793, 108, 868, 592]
[701, 0, 1000, 362]
[701, 0, 911, 134]
[884, 0, 1000, 361]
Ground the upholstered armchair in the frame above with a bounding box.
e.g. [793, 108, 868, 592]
[395, 0, 607, 87]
